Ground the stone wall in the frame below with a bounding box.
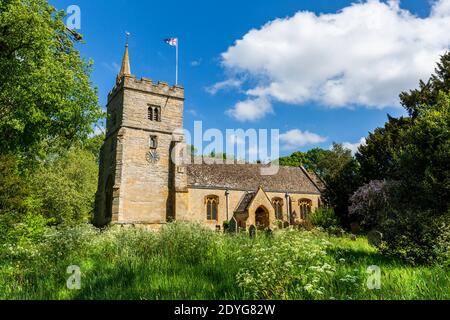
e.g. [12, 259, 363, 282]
[95, 75, 186, 226]
[182, 187, 321, 230]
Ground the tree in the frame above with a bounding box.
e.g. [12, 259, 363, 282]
[395, 92, 450, 215]
[30, 147, 99, 224]
[304, 148, 330, 175]
[0, 0, 102, 159]
[356, 116, 411, 183]
[321, 144, 362, 228]
[81, 133, 105, 162]
[278, 145, 360, 228]
[278, 148, 330, 174]
[400, 52, 450, 117]
[353, 65, 450, 264]
[278, 151, 308, 168]
[0, 154, 28, 216]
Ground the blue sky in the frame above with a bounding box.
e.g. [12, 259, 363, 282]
[52, 0, 449, 157]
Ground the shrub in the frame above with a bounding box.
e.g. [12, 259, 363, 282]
[235, 229, 336, 299]
[349, 180, 450, 265]
[308, 208, 339, 230]
[30, 147, 98, 225]
[380, 209, 450, 265]
[0, 212, 49, 246]
[158, 222, 217, 264]
[349, 180, 396, 230]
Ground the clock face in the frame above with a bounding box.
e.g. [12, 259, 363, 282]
[146, 150, 160, 164]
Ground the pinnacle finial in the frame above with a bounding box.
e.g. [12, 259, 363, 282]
[117, 32, 131, 82]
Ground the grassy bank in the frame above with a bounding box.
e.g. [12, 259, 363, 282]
[0, 223, 448, 300]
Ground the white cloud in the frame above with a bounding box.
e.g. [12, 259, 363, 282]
[225, 97, 273, 122]
[191, 59, 202, 67]
[102, 62, 120, 74]
[206, 78, 243, 95]
[187, 108, 199, 116]
[342, 137, 367, 154]
[280, 129, 327, 149]
[221, 0, 450, 119]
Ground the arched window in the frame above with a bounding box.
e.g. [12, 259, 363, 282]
[272, 198, 284, 220]
[299, 199, 312, 220]
[149, 135, 158, 149]
[206, 196, 219, 221]
[148, 105, 161, 122]
[148, 107, 153, 121]
[154, 107, 160, 122]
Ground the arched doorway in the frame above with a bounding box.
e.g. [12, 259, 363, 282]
[105, 175, 114, 222]
[255, 206, 270, 230]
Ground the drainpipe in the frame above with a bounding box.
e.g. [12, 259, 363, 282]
[225, 189, 230, 221]
[285, 193, 291, 225]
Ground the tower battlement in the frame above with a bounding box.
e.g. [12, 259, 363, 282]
[108, 75, 184, 102]
[95, 42, 187, 227]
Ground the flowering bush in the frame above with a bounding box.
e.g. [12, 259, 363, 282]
[234, 229, 336, 299]
[349, 180, 397, 230]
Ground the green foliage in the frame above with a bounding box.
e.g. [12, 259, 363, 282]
[352, 93, 450, 264]
[278, 148, 330, 175]
[353, 53, 450, 264]
[0, 154, 28, 215]
[0, 223, 448, 300]
[0, 211, 49, 245]
[394, 93, 450, 214]
[236, 229, 336, 299]
[308, 208, 339, 230]
[0, 0, 102, 159]
[279, 145, 361, 228]
[30, 147, 99, 225]
[279, 151, 308, 167]
[80, 133, 105, 162]
[321, 144, 362, 227]
[378, 93, 450, 264]
[400, 52, 450, 118]
[380, 209, 450, 265]
[356, 116, 412, 182]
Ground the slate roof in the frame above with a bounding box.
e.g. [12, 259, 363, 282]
[304, 170, 326, 193]
[187, 164, 321, 194]
[234, 192, 256, 213]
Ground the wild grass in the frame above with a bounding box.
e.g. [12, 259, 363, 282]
[0, 222, 448, 300]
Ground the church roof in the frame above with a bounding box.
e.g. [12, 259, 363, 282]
[234, 192, 256, 213]
[304, 170, 327, 193]
[187, 164, 322, 194]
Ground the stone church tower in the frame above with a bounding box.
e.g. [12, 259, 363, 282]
[94, 43, 188, 227]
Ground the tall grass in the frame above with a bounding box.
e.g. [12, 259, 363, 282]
[0, 222, 448, 300]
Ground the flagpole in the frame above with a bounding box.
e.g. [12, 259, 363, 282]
[176, 40, 179, 85]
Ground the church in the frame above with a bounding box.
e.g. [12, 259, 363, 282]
[94, 44, 324, 231]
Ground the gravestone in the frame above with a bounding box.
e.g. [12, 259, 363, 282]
[368, 230, 383, 248]
[228, 217, 238, 234]
[249, 225, 257, 239]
